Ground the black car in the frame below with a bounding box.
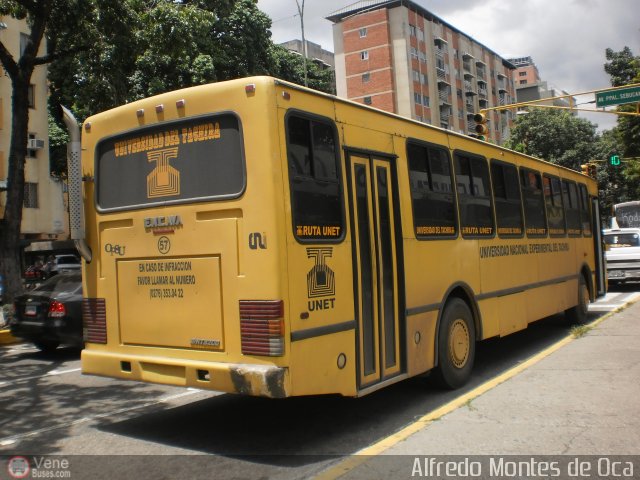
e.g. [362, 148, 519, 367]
[11, 272, 83, 352]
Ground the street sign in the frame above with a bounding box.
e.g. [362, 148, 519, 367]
[595, 85, 640, 108]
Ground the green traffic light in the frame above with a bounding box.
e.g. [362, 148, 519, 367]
[610, 154, 621, 166]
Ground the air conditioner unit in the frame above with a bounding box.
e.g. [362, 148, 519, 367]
[27, 139, 45, 149]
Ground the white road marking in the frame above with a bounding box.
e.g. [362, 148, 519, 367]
[0, 368, 81, 388]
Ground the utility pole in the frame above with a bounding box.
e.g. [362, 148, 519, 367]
[294, 0, 308, 87]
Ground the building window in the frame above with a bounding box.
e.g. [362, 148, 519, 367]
[520, 80, 528, 85]
[414, 92, 422, 105]
[412, 70, 420, 82]
[359, 27, 367, 38]
[24, 182, 39, 208]
[422, 96, 430, 107]
[409, 25, 417, 37]
[410, 47, 418, 58]
[28, 84, 35, 109]
[362, 72, 370, 83]
[519, 71, 527, 77]
[417, 28, 424, 42]
[27, 133, 38, 158]
[420, 73, 427, 85]
[364, 96, 372, 105]
[361, 50, 368, 60]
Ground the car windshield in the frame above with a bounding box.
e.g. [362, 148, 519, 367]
[33, 274, 82, 295]
[604, 233, 640, 247]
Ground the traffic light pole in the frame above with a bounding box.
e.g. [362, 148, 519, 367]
[478, 83, 640, 117]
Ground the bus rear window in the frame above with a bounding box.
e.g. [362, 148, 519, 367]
[96, 114, 245, 211]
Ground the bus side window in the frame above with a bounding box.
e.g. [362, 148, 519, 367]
[519, 167, 547, 237]
[543, 174, 566, 236]
[407, 141, 457, 238]
[454, 152, 494, 237]
[286, 113, 344, 241]
[578, 183, 593, 236]
[490, 160, 524, 237]
[562, 180, 582, 236]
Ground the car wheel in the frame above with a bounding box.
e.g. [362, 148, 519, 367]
[433, 298, 476, 389]
[34, 340, 60, 353]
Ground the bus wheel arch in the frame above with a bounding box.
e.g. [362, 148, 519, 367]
[432, 285, 479, 389]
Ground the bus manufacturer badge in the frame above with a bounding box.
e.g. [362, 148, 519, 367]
[144, 215, 182, 235]
[306, 248, 336, 312]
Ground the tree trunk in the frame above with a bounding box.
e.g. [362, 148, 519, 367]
[0, 75, 31, 304]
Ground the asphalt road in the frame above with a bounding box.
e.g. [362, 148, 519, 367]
[0, 286, 637, 480]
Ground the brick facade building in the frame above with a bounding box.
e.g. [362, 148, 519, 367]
[327, 0, 518, 144]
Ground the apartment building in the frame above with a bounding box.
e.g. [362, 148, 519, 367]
[327, 0, 518, 144]
[509, 56, 575, 110]
[280, 39, 335, 70]
[0, 16, 68, 251]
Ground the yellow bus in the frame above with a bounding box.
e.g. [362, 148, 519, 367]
[64, 76, 605, 398]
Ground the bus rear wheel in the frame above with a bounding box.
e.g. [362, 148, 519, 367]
[566, 274, 589, 325]
[433, 298, 476, 389]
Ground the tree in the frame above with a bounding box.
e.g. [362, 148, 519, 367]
[604, 47, 640, 160]
[2, 0, 333, 303]
[0, 0, 97, 303]
[504, 109, 600, 171]
[270, 44, 335, 94]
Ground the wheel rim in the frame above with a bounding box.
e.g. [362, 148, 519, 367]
[449, 318, 470, 369]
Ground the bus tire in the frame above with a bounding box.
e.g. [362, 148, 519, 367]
[565, 274, 589, 325]
[433, 298, 476, 389]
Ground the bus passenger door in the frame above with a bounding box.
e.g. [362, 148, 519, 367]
[346, 152, 403, 389]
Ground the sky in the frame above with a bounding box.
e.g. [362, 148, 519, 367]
[257, 0, 640, 132]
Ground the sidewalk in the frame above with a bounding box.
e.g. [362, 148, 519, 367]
[320, 298, 640, 479]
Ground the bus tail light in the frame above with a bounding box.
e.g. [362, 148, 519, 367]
[83, 298, 107, 344]
[239, 300, 284, 356]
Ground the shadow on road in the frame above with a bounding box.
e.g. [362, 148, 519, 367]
[96, 312, 594, 466]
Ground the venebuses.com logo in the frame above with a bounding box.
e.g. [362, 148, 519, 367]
[6, 455, 71, 478]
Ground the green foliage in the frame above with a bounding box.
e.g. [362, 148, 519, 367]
[269, 44, 335, 94]
[48, 111, 69, 178]
[47, 0, 334, 120]
[601, 47, 640, 220]
[504, 109, 599, 171]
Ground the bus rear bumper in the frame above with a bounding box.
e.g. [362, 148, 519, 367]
[81, 349, 289, 398]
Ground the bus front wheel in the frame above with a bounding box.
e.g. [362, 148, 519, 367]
[433, 298, 476, 389]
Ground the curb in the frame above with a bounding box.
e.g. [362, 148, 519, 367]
[0, 329, 19, 345]
[315, 297, 640, 480]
